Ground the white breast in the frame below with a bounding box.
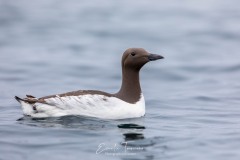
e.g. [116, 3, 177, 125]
[21, 94, 145, 119]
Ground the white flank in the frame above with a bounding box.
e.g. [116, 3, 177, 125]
[20, 94, 145, 119]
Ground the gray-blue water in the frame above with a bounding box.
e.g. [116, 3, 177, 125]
[0, 0, 240, 159]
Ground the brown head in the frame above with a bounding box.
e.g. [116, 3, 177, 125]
[116, 48, 164, 103]
[121, 48, 164, 71]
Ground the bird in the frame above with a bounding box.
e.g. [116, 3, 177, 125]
[15, 48, 164, 119]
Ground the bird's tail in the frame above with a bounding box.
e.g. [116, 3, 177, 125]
[15, 96, 25, 103]
[15, 96, 35, 116]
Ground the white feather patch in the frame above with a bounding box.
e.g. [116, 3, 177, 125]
[22, 94, 145, 119]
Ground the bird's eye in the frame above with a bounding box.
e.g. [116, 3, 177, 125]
[131, 52, 136, 56]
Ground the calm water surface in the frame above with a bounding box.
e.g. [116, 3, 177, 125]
[0, 0, 240, 160]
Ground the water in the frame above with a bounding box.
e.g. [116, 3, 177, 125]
[0, 0, 240, 159]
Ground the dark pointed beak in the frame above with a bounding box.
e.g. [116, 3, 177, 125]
[148, 53, 164, 61]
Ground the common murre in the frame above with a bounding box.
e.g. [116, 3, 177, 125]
[15, 48, 164, 119]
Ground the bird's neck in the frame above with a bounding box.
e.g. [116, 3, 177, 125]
[116, 68, 142, 103]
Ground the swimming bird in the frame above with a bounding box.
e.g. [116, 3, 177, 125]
[15, 48, 163, 119]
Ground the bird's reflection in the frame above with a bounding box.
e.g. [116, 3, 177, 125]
[17, 116, 164, 160]
[17, 115, 114, 130]
[123, 132, 145, 141]
[117, 123, 146, 141]
[118, 123, 145, 129]
[17, 116, 147, 142]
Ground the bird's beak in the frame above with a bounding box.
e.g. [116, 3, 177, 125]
[148, 53, 164, 61]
